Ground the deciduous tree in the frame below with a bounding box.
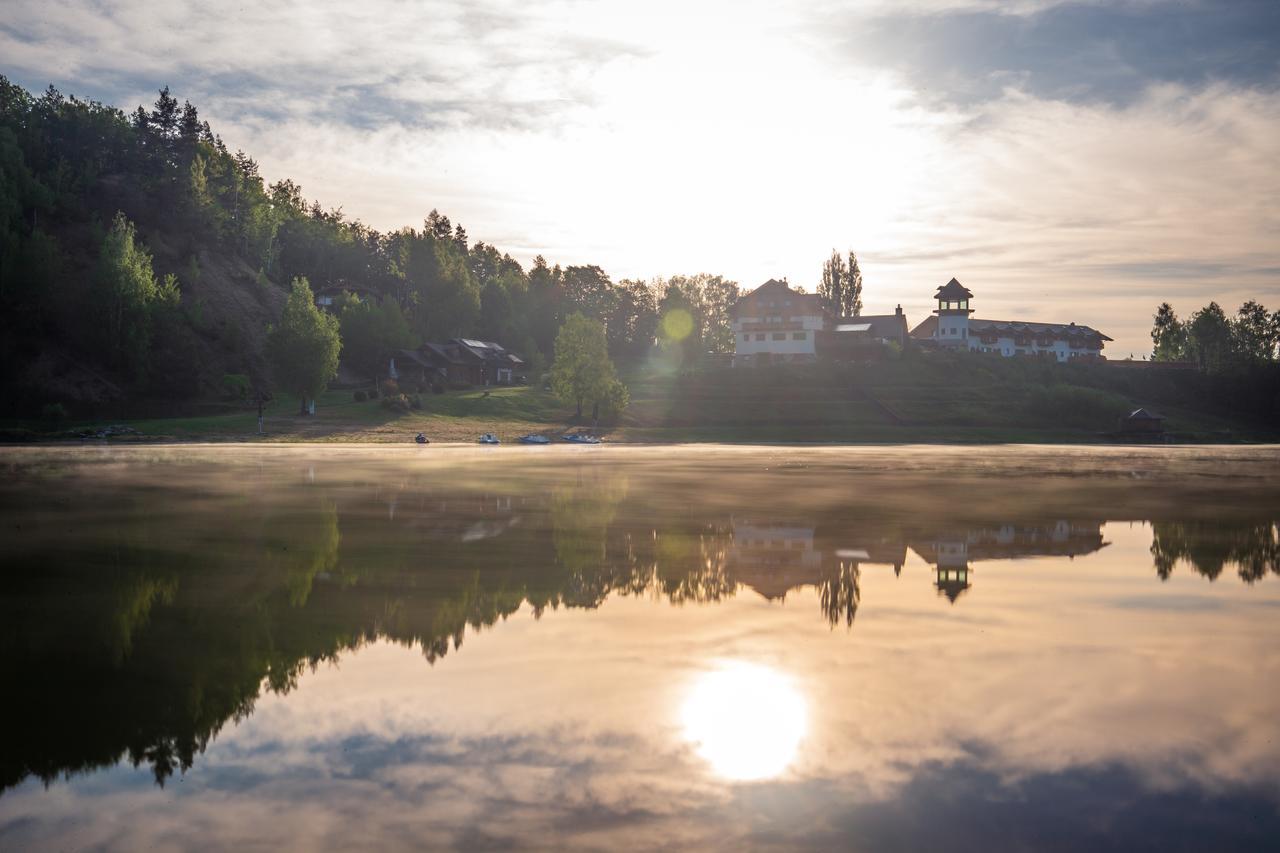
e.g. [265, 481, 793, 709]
[268, 277, 341, 413]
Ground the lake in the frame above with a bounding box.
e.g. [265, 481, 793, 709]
[1, 444, 1278, 851]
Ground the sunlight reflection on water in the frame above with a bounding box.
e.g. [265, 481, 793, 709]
[681, 660, 808, 781]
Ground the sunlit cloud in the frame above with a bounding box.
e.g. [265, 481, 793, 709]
[1, 0, 1277, 355]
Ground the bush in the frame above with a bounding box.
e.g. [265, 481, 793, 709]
[431, 383, 445, 395]
[354, 390, 367, 402]
[1024, 384, 1131, 429]
[222, 373, 251, 400]
[380, 393, 412, 414]
[379, 378, 400, 397]
[41, 402, 68, 422]
[410, 395, 423, 410]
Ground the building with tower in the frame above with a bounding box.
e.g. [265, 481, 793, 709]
[910, 278, 1111, 361]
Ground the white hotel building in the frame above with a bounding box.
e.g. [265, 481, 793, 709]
[910, 278, 1110, 361]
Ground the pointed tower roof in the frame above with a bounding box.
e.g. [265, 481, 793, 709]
[934, 278, 973, 300]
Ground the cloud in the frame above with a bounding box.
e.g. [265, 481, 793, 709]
[838, 0, 1280, 107]
[1, 0, 1278, 355]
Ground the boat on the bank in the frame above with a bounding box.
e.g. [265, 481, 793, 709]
[518, 434, 551, 445]
[478, 433, 500, 445]
[561, 433, 601, 444]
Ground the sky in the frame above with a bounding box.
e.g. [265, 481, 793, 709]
[3, 0, 1279, 355]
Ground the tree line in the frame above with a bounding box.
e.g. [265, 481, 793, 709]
[1150, 300, 1280, 372]
[0, 78, 755, 412]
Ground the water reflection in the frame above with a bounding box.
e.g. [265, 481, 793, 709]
[1, 446, 1278, 849]
[681, 661, 807, 781]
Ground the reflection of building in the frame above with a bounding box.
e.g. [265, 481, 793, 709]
[728, 521, 823, 600]
[728, 520, 906, 601]
[910, 520, 1108, 604]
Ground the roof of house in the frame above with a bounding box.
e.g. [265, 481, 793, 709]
[909, 315, 1112, 342]
[452, 338, 525, 366]
[970, 319, 1112, 341]
[834, 313, 908, 340]
[934, 278, 973, 301]
[731, 279, 824, 317]
[1126, 408, 1164, 421]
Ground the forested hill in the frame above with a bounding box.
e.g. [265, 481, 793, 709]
[1, 78, 725, 415]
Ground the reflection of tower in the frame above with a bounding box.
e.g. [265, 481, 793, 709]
[933, 537, 972, 603]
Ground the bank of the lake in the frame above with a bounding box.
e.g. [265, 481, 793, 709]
[5, 359, 1278, 444]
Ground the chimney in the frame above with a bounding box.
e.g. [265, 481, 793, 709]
[895, 304, 903, 316]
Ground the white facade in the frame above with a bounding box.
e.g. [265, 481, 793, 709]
[730, 279, 825, 364]
[920, 279, 1108, 360]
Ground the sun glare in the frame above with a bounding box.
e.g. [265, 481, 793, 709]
[680, 661, 808, 781]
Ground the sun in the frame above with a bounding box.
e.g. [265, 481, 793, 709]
[680, 661, 808, 781]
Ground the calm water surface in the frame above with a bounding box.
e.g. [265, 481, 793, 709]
[1, 444, 1278, 851]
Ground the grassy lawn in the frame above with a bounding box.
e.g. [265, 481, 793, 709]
[5, 357, 1275, 444]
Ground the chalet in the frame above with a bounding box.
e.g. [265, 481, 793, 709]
[313, 282, 380, 313]
[391, 338, 525, 388]
[730, 279, 826, 365]
[911, 278, 1111, 360]
[730, 279, 910, 366]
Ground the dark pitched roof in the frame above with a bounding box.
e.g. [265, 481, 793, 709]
[1126, 408, 1164, 420]
[910, 315, 938, 339]
[732, 279, 824, 317]
[934, 278, 973, 300]
[970, 319, 1112, 341]
[834, 313, 908, 340]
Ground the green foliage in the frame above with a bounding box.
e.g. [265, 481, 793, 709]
[40, 402, 67, 421]
[96, 212, 176, 378]
[1151, 299, 1279, 373]
[1023, 383, 1131, 429]
[267, 277, 341, 406]
[551, 313, 628, 418]
[221, 373, 251, 400]
[817, 249, 863, 318]
[339, 295, 413, 383]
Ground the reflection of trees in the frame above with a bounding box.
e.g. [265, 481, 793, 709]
[6, 461, 1279, 798]
[1150, 521, 1280, 583]
[818, 559, 861, 627]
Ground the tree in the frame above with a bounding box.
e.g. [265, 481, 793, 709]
[1151, 302, 1186, 361]
[1233, 300, 1279, 363]
[818, 250, 846, 318]
[96, 212, 179, 378]
[845, 251, 863, 317]
[339, 295, 412, 386]
[818, 250, 864, 317]
[551, 313, 627, 420]
[1186, 302, 1234, 373]
[268, 277, 341, 413]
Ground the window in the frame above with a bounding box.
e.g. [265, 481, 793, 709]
[742, 333, 750, 342]
[755, 333, 765, 341]
[792, 332, 806, 340]
[772, 332, 787, 340]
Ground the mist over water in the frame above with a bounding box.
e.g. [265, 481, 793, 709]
[2, 445, 1278, 850]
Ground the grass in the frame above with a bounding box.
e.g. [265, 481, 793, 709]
[5, 355, 1276, 444]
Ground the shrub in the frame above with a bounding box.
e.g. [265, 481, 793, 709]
[379, 378, 400, 397]
[380, 393, 412, 414]
[410, 395, 423, 410]
[431, 383, 445, 395]
[1024, 384, 1131, 429]
[354, 390, 367, 402]
[41, 402, 68, 422]
[222, 373, 251, 400]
